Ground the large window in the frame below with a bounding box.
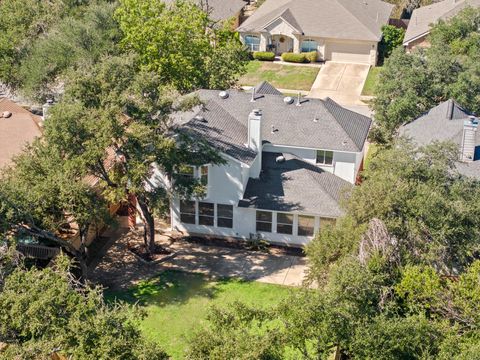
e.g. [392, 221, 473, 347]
[298, 215, 315, 236]
[256, 211, 272, 232]
[180, 200, 196, 224]
[245, 35, 260, 51]
[276, 213, 293, 235]
[316, 150, 334, 165]
[301, 39, 318, 53]
[217, 204, 233, 228]
[199, 202, 214, 226]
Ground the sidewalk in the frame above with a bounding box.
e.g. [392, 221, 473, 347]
[90, 230, 309, 291]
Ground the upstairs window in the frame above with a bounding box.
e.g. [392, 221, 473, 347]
[256, 211, 272, 232]
[298, 215, 315, 236]
[200, 165, 208, 186]
[178, 165, 195, 181]
[276, 213, 293, 235]
[217, 204, 233, 228]
[301, 39, 318, 52]
[316, 150, 334, 166]
[245, 35, 260, 51]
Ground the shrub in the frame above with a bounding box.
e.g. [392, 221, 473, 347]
[253, 51, 275, 61]
[303, 51, 317, 63]
[281, 52, 307, 63]
[379, 24, 405, 61]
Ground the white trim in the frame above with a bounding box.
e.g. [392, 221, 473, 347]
[262, 16, 302, 34]
[403, 31, 430, 46]
[265, 142, 362, 155]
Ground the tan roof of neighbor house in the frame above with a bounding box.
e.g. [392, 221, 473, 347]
[404, 0, 480, 44]
[237, 0, 394, 42]
[164, 0, 247, 21]
[0, 98, 42, 171]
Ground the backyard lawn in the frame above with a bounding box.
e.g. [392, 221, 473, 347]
[238, 60, 320, 91]
[361, 66, 382, 96]
[105, 270, 294, 360]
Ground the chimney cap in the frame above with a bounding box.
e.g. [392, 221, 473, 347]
[251, 109, 262, 116]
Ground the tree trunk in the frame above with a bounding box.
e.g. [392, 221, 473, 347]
[136, 195, 157, 255]
[77, 227, 89, 281]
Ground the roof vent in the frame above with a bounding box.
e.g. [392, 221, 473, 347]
[275, 155, 285, 163]
[283, 96, 294, 105]
[194, 115, 207, 123]
[218, 91, 229, 99]
[2, 111, 12, 118]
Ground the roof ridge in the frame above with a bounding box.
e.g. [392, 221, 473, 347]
[322, 97, 372, 151]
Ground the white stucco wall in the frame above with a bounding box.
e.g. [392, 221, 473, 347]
[263, 144, 361, 184]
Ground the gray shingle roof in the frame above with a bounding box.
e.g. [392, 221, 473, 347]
[404, 0, 480, 44]
[238, 152, 351, 217]
[399, 99, 480, 178]
[173, 85, 371, 165]
[238, 0, 394, 41]
[399, 99, 475, 147]
[254, 81, 283, 95]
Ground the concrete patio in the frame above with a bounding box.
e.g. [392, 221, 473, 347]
[90, 229, 309, 291]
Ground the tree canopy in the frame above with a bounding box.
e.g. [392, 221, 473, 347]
[371, 7, 480, 142]
[0, 251, 168, 359]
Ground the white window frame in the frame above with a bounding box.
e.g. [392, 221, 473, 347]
[276, 212, 294, 235]
[297, 215, 315, 237]
[256, 210, 273, 233]
[301, 39, 318, 53]
[316, 150, 334, 166]
[198, 201, 215, 226]
[245, 35, 260, 52]
[216, 204, 233, 229]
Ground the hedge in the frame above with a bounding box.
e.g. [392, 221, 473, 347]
[281, 52, 307, 63]
[302, 51, 317, 63]
[253, 51, 275, 61]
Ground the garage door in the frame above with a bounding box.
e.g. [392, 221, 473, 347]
[326, 42, 372, 64]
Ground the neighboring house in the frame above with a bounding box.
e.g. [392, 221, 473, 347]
[167, 82, 372, 246]
[237, 0, 394, 65]
[0, 98, 42, 172]
[403, 0, 480, 50]
[164, 0, 249, 26]
[399, 99, 480, 179]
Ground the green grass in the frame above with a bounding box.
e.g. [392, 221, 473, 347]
[105, 270, 294, 360]
[361, 66, 383, 96]
[238, 60, 320, 91]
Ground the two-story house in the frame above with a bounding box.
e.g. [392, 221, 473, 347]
[168, 82, 372, 246]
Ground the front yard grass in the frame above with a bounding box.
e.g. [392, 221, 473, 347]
[361, 66, 383, 96]
[238, 60, 320, 91]
[105, 270, 294, 360]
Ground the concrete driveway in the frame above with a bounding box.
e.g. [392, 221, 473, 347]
[308, 62, 370, 105]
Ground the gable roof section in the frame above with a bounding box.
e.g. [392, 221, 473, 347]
[254, 81, 283, 95]
[238, 152, 351, 217]
[238, 0, 394, 41]
[404, 0, 480, 44]
[173, 84, 372, 165]
[399, 99, 480, 179]
[0, 98, 42, 171]
[399, 99, 474, 147]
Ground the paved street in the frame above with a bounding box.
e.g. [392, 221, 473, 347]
[90, 230, 309, 290]
[308, 62, 370, 105]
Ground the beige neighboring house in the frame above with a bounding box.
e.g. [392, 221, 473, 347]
[403, 0, 480, 50]
[165, 0, 249, 27]
[0, 98, 42, 172]
[237, 0, 394, 65]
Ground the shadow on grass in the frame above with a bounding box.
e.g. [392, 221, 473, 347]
[104, 270, 243, 307]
